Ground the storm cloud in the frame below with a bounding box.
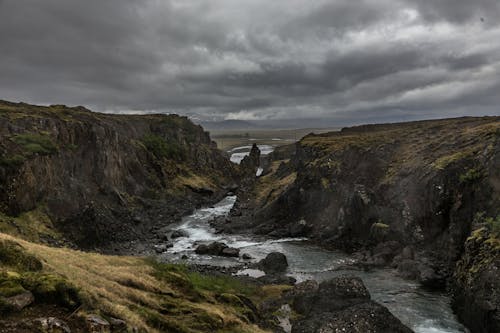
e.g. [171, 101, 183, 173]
[0, 0, 499, 124]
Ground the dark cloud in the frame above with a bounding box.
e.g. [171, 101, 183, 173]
[0, 0, 499, 124]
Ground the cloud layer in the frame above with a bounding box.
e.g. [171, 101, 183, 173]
[1, 0, 499, 124]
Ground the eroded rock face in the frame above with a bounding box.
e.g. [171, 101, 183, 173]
[452, 227, 500, 333]
[240, 143, 261, 176]
[0, 100, 238, 250]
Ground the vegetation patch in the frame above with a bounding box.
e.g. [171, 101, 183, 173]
[459, 167, 485, 184]
[0, 233, 270, 333]
[12, 133, 58, 155]
[142, 134, 186, 160]
[0, 154, 25, 168]
[0, 207, 63, 243]
[431, 150, 474, 170]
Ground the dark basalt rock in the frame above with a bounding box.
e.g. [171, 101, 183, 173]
[194, 241, 240, 258]
[287, 276, 413, 333]
[170, 229, 189, 239]
[257, 252, 288, 274]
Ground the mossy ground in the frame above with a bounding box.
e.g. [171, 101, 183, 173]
[0, 207, 65, 244]
[0, 233, 280, 332]
[299, 117, 500, 184]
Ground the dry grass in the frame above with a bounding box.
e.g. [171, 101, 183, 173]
[0, 233, 272, 333]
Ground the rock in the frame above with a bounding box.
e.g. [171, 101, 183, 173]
[221, 247, 240, 257]
[242, 253, 253, 260]
[258, 275, 296, 285]
[86, 314, 110, 333]
[287, 276, 412, 333]
[240, 144, 261, 176]
[109, 317, 127, 332]
[258, 252, 288, 274]
[285, 280, 319, 315]
[170, 230, 189, 239]
[311, 276, 370, 314]
[292, 301, 413, 333]
[4, 291, 34, 311]
[33, 317, 71, 333]
[154, 244, 171, 254]
[195, 242, 228, 256]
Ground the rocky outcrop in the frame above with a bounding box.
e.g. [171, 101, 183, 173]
[0, 100, 238, 250]
[263, 276, 413, 333]
[240, 143, 261, 175]
[452, 221, 500, 333]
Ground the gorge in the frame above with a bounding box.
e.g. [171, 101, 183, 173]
[1, 101, 499, 333]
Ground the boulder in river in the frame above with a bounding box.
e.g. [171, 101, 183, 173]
[221, 247, 240, 257]
[287, 276, 413, 333]
[258, 252, 288, 274]
[194, 241, 240, 258]
[170, 229, 189, 239]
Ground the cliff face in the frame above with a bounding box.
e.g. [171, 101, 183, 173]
[221, 117, 499, 276]
[0, 100, 237, 249]
[217, 116, 500, 332]
[264, 119, 497, 246]
[452, 219, 500, 333]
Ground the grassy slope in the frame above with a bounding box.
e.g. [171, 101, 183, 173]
[0, 233, 285, 333]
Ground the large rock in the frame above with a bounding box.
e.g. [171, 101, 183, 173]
[221, 247, 240, 257]
[292, 301, 413, 333]
[258, 252, 288, 274]
[86, 314, 110, 333]
[288, 276, 413, 333]
[3, 291, 34, 311]
[33, 317, 71, 333]
[170, 229, 189, 239]
[240, 143, 261, 176]
[194, 242, 240, 257]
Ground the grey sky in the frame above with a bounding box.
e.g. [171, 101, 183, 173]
[1, 0, 499, 124]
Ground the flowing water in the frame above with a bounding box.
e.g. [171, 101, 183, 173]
[159, 196, 468, 333]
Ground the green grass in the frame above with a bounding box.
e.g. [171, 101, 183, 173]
[151, 262, 256, 298]
[459, 167, 485, 184]
[141, 134, 186, 160]
[12, 133, 58, 155]
[0, 154, 25, 168]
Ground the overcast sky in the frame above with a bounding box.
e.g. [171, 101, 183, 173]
[1, 0, 499, 125]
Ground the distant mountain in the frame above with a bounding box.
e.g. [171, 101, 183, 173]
[199, 119, 262, 131]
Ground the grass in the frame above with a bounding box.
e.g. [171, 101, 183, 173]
[294, 117, 500, 185]
[141, 134, 186, 161]
[12, 133, 58, 155]
[459, 167, 485, 184]
[0, 233, 275, 332]
[0, 206, 64, 243]
[0, 154, 25, 168]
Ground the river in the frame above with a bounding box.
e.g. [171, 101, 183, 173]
[159, 195, 468, 333]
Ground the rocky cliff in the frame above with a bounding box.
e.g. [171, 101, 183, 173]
[0, 100, 237, 250]
[215, 116, 500, 331]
